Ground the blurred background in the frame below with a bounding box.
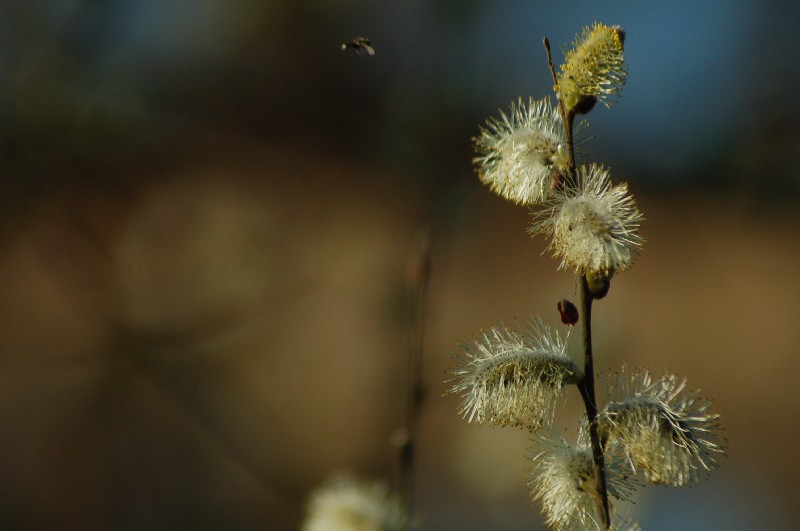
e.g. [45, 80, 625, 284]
[0, 0, 798, 529]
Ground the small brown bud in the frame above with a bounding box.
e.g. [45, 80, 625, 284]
[611, 25, 626, 47]
[572, 95, 598, 115]
[557, 299, 579, 326]
[586, 271, 612, 299]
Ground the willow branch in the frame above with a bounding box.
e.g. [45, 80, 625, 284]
[547, 36, 610, 526]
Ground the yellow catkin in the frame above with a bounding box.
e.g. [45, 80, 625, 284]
[557, 23, 627, 113]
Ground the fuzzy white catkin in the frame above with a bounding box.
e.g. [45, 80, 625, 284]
[302, 474, 405, 531]
[473, 97, 573, 205]
[598, 367, 725, 487]
[528, 427, 640, 530]
[531, 164, 643, 276]
[449, 318, 580, 431]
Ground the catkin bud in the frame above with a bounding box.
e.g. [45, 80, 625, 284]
[528, 425, 639, 530]
[529, 164, 644, 278]
[449, 318, 580, 431]
[557, 23, 627, 114]
[473, 97, 571, 205]
[598, 367, 726, 487]
[302, 474, 406, 531]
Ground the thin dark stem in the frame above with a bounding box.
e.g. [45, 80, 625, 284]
[396, 231, 430, 527]
[563, 109, 576, 172]
[543, 37, 575, 183]
[543, 37, 558, 90]
[577, 277, 611, 528]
